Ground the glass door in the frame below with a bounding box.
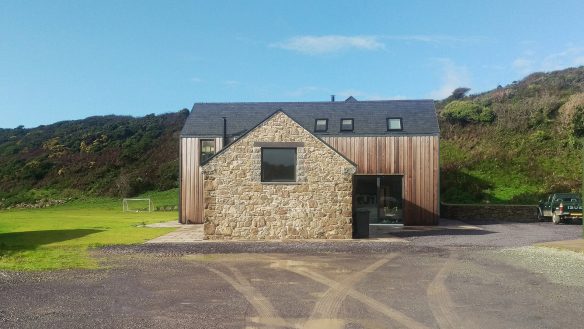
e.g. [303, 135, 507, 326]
[378, 176, 403, 224]
[354, 175, 403, 225]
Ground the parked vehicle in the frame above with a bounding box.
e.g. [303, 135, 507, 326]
[538, 193, 583, 224]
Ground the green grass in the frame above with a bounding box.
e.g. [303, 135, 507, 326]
[0, 189, 178, 271]
[440, 127, 582, 204]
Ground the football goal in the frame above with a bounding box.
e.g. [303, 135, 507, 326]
[122, 198, 152, 212]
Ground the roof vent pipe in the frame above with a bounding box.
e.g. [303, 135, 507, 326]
[331, 95, 335, 102]
[222, 117, 227, 147]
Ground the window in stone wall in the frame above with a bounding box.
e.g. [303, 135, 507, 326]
[261, 148, 296, 182]
[200, 139, 216, 163]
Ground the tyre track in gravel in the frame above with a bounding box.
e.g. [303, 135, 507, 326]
[304, 255, 396, 328]
[206, 265, 291, 328]
[426, 253, 479, 329]
[271, 256, 430, 329]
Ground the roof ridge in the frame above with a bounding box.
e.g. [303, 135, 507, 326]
[193, 99, 434, 105]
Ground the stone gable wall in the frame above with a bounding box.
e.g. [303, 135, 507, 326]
[201, 112, 356, 240]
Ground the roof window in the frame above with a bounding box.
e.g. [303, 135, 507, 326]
[387, 118, 403, 131]
[340, 118, 354, 132]
[314, 119, 328, 132]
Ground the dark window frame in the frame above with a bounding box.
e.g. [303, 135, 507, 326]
[261, 147, 297, 183]
[340, 118, 354, 132]
[200, 139, 216, 164]
[387, 117, 403, 131]
[314, 118, 328, 132]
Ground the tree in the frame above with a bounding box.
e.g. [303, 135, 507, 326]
[451, 87, 471, 100]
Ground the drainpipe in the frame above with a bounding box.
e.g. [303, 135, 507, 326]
[222, 117, 227, 147]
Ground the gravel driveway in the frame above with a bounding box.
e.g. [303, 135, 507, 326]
[0, 220, 582, 329]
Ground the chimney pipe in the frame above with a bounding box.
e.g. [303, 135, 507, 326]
[222, 117, 227, 147]
[331, 95, 335, 102]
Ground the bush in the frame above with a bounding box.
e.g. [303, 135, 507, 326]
[571, 105, 584, 138]
[441, 101, 495, 124]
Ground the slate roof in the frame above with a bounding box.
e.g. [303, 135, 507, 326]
[180, 98, 439, 137]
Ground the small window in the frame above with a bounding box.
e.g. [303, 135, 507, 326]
[387, 118, 403, 131]
[261, 148, 296, 182]
[340, 118, 354, 131]
[314, 119, 328, 132]
[200, 139, 215, 163]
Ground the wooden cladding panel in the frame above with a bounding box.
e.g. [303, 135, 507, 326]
[322, 136, 439, 225]
[179, 137, 223, 224]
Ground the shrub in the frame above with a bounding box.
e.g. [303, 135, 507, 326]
[441, 101, 495, 124]
[571, 105, 584, 138]
[529, 130, 549, 143]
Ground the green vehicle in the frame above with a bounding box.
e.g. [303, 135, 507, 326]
[537, 193, 583, 224]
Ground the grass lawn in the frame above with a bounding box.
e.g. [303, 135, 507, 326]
[0, 189, 178, 271]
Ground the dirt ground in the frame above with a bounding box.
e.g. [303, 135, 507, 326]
[1, 220, 583, 329]
[538, 238, 584, 253]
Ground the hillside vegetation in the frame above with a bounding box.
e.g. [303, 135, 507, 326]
[439, 66, 584, 204]
[0, 110, 189, 207]
[1, 67, 584, 207]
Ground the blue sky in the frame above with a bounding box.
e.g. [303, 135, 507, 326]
[1, 0, 584, 128]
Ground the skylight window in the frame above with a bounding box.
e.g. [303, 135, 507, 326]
[387, 118, 403, 131]
[340, 119, 354, 131]
[314, 119, 328, 132]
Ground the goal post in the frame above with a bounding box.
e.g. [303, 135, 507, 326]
[122, 198, 152, 212]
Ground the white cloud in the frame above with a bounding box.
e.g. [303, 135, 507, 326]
[512, 58, 536, 75]
[270, 35, 384, 55]
[541, 47, 584, 71]
[270, 34, 487, 55]
[384, 34, 487, 44]
[428, 59, 471, 100]
[512, 46, 584, 75]
[223, 80, 240, 86]
[574, 56, 584, 66]
[190, 77, 203, 83]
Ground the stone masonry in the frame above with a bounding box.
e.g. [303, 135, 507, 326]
[441, 203, 538, 222]
[201, 111, 357, 240]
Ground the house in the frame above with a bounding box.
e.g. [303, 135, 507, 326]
[179, 97, 440, 239]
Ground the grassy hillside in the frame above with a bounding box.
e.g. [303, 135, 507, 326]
[439, 66, 584, 204]
[0, 110, 189, 207]
[2, 67, 584, 207]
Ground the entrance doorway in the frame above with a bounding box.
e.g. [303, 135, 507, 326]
[354, 175, 403, 224]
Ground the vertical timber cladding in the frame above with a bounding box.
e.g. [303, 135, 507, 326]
[322, 136, 439, 225]
[179, 137, 223, 224]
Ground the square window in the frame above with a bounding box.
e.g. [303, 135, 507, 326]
[200, 139, 215, 163]
[387, 118, 402, 131]
[314, 119, 328, 132]
[340, 118, 354, 131]
[261, 148, 296, 182]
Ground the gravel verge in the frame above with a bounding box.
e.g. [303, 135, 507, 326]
[494, 246, 584, 287]
[99, 240, 442, 256]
